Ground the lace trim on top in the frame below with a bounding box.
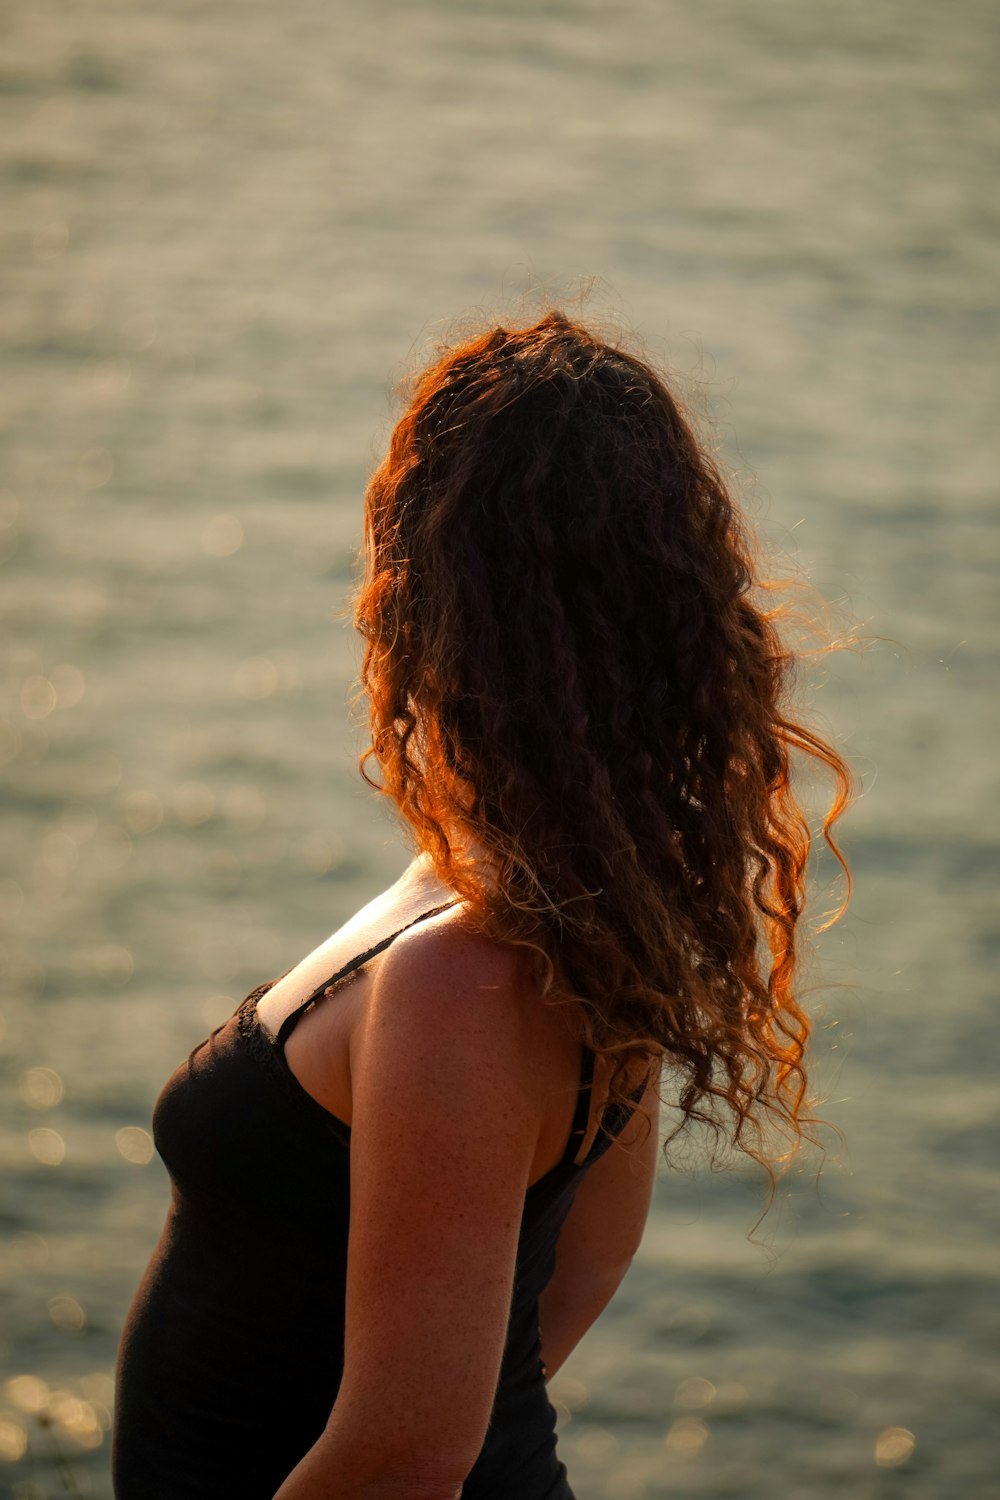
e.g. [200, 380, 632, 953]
[236, 984, 351, 1144]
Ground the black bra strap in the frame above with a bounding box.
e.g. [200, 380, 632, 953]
[274, 900, 459, 1051]
[560, 1044, 595, 1167]
[578, 1073, 648, 1168]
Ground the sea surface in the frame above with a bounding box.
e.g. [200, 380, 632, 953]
[1, 1, 997, 1496]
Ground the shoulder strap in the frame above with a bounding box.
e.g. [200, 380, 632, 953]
[559, 1045, 595, 1168]
[274, 900, 459, 1050]
[550, 956, 651, 1169]
[578, 1075, 648, 1168]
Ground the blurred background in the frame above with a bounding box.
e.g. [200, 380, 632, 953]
[1, 0, 997, 1496]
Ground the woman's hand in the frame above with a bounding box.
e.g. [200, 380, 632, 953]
[272, 917, 544, 1499]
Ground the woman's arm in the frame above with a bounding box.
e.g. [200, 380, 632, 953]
[271, 921, 546, 1500]
[538, 1070, 660, 1380]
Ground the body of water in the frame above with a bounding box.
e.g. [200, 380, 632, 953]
[1, 1, 997, 1495]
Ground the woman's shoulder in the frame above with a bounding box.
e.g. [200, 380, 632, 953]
[348, 905, 564, 1176]
[336, 866, 591, 1161]
[369, 903, 548, 1056]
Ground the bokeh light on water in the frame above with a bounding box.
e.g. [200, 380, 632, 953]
[2, 0, 996, 1495]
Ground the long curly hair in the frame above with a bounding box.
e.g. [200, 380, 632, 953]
[354, 310, 854, 1172]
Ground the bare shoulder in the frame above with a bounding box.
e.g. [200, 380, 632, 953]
[372, 906, 538, 1025]
[357, 907, 550, 1112]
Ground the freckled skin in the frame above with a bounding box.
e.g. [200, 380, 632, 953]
[259, 857, 660, 1498]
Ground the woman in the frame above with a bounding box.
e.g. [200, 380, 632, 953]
[113, 311, 851, 1499]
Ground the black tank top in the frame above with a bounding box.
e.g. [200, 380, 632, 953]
[113, 904, 639, 1500]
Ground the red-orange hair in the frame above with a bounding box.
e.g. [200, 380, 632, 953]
[355, 311, 854, 1172]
